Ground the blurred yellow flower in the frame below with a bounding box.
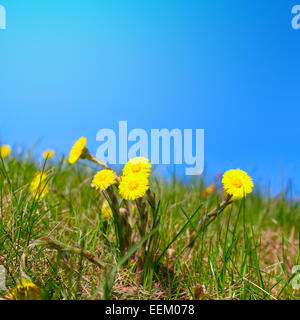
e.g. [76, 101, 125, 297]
[119, 174, 149, 200]
[8, 279, 40, 300]
[101, 202, 113, 219]
[42, 149, 55, 159]
[92, 169, 116, 191]
[204, 184, 216, 197]
[30, 171, 49, 198]
[222, 169, 253, 201]
[68, 137, 87, 164]
[0, 144, 11, 159]
[123, 157, 151, 177]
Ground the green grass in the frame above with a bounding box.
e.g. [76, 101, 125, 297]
[0, 153, 299, 300]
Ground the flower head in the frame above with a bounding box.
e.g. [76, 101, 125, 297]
[8, 279, 40, 300]
[204, 184, 216, 197]
[92, 169, 116, 191]
[69, 137, 87, 164]
[0, 145, 11, 159]
[101, 202, 113, 219]
[119, 174, 149, 200]
[43, 149, 55, 159]
[123, 157, 151, 177]
[222, 169, 254, 201]
[30, 171, 49, 198]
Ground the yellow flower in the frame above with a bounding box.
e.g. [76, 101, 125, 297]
[222, 169, 254, 201]
[30, 171, 49, 198]
[92, 169, 116, 191]
[42, 149, 55, 159]
[68, 137, 87, 164]
[119, 174, 149, 200]
[8, 279, 40, 300]
[101, 202, 113, 219]
[0, 145, 11, 159]
[123, 157, 151, 177]
[204, 184, 216, 197]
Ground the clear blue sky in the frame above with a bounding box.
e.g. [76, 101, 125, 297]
[0, 0, 299, 194]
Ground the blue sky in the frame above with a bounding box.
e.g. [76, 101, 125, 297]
[0, 0, 299, 194]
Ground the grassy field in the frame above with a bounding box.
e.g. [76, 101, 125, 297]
[0, 151, 299, 300]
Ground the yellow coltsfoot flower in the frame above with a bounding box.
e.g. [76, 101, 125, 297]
[119, 173, 149, 200]
[68, 137, 87, 164]
[42, 149, 55, 159]
[204, 184, 216, 197]
[101, 202, 113, 219]
[8, 279, 40, 300]
[0, 144, 11, 159]
[92, 169, 116, 191]
[123, 157, 151, 177]
[30, 171, 49, 198]
[222, 169, 254, 201]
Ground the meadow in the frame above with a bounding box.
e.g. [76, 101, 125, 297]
[0, 141, 299, 300]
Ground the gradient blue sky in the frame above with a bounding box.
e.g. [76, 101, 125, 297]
[0, 0, 299, 194]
